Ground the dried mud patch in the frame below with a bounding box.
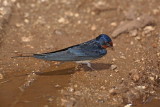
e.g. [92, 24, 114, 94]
[59, 28, 160, 107]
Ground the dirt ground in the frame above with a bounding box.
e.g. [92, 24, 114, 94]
[0, 0, 160, 107]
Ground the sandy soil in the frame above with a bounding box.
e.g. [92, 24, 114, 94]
[0, 0, 160, 107]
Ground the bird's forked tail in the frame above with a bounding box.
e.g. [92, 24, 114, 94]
[11, 55, 33, 58]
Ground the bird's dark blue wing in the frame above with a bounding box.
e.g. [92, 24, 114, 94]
[33, 39, 107, 61]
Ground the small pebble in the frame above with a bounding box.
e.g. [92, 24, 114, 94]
[112, 58, 116, 62]
[150, 91, 155, 94]
[25, 45, 34, 48]
[152, 43, 157, 48]
[3, 1, 9, 6]
[130, 30, 137, 37]
[16, 3, 21, 8]
[21, 36, 32, 42]
[15, 23, 23, 27]
[120, 55, 126, 59]
[0, 7, 6, 16]
[54, 84, 61, 88]
[68, 87, 74, 92]
[152, 9, 159, 15]
[11, 0, 16, 2]
[40, 0, 47, 3]
[111, 64, 117, 70]
[130, 41, 134, 45]
[0, 73, 3, 79]
[74, 13, 79, 17]
[115, 69, 119, 73]
[149, 77, 154, 81]
[77, 20, 81, 24]
[48, 97, 53, 102]
[134, 60, 140, 63]
[143, 26, 155, 34]
[30, 4, 35, 8]
[93, 1, 107, 10]
[136, 86, 146, 90]
[124, 104, 132, 107]
[91, 25, 96, 31]
[24, 19, 29, 24]
[65, 11, 73, 16]
[54, 29, 63, 35]
[74, 84, 78, 88]
[58, 17, 65, 23]
[156, 52, 160, 57]
[61, 98, 68, 105]
[100, 86, 105, 90]
[132, 73, 140, 82]
[109, 88, 117, 95]
[24, 13, 29, 17]
[135, 36, 141, 41]
[110, 22, 117, 27]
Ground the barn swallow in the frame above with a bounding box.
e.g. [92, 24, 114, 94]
[15, 34, 113, 70]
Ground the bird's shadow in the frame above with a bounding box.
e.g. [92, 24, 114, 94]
[35, 67, 76, 76]
[36, 62, 111, 76]
[84, 62, 111, 71]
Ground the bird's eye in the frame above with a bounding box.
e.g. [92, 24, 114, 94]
[104, 41, 108, 45]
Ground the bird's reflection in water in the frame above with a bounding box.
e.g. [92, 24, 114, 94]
[35, 62, 76, 76]
[35, 62, 112, 76]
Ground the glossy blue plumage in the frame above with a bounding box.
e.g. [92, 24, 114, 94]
[33, 34, 112, 61]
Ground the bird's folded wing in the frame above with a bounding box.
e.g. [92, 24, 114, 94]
[33, 46, 101, 61]
[33, 40, 106, 61]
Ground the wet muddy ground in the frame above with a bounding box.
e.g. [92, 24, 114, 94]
[0, 0, 160, 107]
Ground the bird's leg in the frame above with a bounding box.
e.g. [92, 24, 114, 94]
[76, 61, 96, 71]
[84, 62, 96, 71]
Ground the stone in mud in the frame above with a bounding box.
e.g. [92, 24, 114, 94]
[111, 64, 117, 70]
[0, 73, 3, 79]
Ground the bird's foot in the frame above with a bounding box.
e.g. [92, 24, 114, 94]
[76, 61, 96, 71]
[85, 62, 97, 71]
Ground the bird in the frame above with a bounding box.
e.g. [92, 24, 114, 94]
[15, 34, 113, 70]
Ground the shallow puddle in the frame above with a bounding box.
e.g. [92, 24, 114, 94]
[0, 62, 76, 107]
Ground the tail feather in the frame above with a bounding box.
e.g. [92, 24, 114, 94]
[33, 54, 46, 59]
[11, 53, 46, 59]
[10, 52, 35, 58]
[11, 55, 33, 58]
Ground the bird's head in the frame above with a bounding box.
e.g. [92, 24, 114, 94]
[96, 34, 113, 49]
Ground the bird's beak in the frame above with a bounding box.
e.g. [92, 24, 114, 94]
[101, 41, 114, 49]
[109, 41, 113, 47]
